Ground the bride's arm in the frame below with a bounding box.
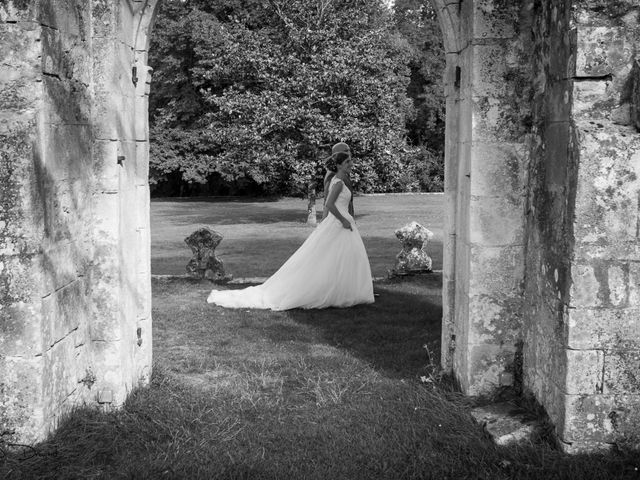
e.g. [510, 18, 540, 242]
[325, 181, 352, 230]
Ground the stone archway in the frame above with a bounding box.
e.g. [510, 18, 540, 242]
[2, 0, 639, 453]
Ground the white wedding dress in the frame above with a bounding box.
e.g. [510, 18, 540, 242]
[207, 177, 374, 310]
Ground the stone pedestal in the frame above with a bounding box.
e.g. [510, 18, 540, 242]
[389, 221, 434, 276]
[185, 227, 231, 282]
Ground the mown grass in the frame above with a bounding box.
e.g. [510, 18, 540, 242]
[2, 275, 638, 479]
[150, 194, 444, 278]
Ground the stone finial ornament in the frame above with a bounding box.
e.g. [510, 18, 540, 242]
[390, 221, 434, 276]
[184, 227, 232, 282]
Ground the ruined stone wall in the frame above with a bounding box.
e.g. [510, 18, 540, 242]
[0, 1, 153, 443]
[523, 0, 640, 453]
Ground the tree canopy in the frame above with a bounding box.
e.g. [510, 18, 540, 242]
[149, 0, 444, 196]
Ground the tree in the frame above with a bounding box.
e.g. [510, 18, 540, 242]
[149, 0, 420, 196]
[392, 0, 445, 191]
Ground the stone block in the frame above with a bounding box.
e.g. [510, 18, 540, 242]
[41, 26, 91, 86]
[567, 308, 640, 350]
[90, 340, 126, 404]
[41, 279, 88, 354]
[0, 356, 44, 444]
[470, 96, 524, 143]
[135, 140, 150, 184]
[573, 80, 609, 120]
[42, 123, 92, 182]
[0, 23, 41, 71]
[569, 264, 602, 308]
[574, 242, 640, 263]
[471, 402, 537, 447]
[471, 44, 511, 99]
[561, 393, 640, 445]
[35, 178, 92, 245]
[41, 240, 89, 295]
[92, 191, 119, 238]
[92, 37, 135, 97]
[0, 295, 43, 357]
[603, 350, 640, 394]
[469, 195, 524, 247]
[608, 264, 627, 307]
[41, 327, 88, 424]
[468, 294, 522, 345]
[573, 125, 640, 245]
[467, 343, 518, 395]
[469, 245, 525, 296]
[93, 140, 120, 193]
[135, 271, 151, 321]
[93, 91, 137, 141]
[575, 26, 632, 78]
[0, 1, 38, 22]
[472, 0, 518, 40]
[470, 142, 524, 197]
[42, 75, 92, 125]
[134, 96, 149, 141]
[38, 0, 90, 38]
[565, 349, 604, 395]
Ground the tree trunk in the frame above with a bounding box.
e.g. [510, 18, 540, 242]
[306, 182, 317, 225]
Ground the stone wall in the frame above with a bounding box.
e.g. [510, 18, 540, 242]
[523, 0, 640, 453]
[0, 0, 153, 443]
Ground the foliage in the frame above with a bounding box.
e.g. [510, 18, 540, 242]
[149, 0, 445, 196]
[393, 0, 446, 154]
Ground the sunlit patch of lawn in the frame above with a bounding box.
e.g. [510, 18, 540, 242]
[151, 194, 444, 278]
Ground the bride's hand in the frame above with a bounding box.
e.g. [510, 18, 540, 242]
[341, 219, 352, 230]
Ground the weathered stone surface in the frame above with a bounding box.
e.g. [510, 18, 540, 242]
[575, 27, 632, 78]
[1, 0, 155, 446]
[0, 357, 44, 444]
[471, 402, 537, 446]
[567, 308, 640, 350]
[390, 222, 434, 276]
[603, 350, 640, 394]
[472, 0, 518, 40]
[469, 142, 524, 197]
[469, 195, 524, 246]
[467, 343, 518, 395]
[565, 349, 604, 395]
[560, 393, 640, 445]
[185, 227, 231, 281]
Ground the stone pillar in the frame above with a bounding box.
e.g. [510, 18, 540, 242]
[446, 0, 530, 395]
[0, 0, 157, 443]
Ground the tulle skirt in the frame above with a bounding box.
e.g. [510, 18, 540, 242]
[207, 213, 374, 311]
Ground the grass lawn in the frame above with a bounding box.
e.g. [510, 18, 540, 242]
[150, 194, 444, 279]
[2, 275, 638, 479]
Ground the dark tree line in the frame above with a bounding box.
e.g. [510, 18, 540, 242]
[149, 0, 445, 197]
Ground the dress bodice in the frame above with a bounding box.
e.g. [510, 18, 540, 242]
[329, 177, 352, 218]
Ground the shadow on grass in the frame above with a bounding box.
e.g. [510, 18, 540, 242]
[282, 275, 443, 380]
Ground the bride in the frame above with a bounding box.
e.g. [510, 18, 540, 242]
[207, 146, 375, 311]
